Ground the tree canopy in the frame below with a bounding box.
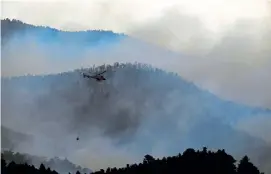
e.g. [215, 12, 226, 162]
[1, 147, 264, 174]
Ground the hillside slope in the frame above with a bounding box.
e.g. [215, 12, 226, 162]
[1, 126, 33, 150]
[2, 62, 271, 172]
[1, 19, 125, 46]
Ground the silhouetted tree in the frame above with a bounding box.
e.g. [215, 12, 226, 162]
[237, 156, 261, 174]
[143, 154, 155, 164]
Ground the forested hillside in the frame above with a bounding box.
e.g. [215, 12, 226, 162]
[1, 148, 264, 174]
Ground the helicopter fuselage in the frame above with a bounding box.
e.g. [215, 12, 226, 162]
[93, 75, 105, 81]
[82, 72, 106, 81]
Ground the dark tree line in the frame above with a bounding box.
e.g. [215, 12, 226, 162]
[1, 150, 91, 174]
[1, 147, 264, 174]
[1, 159, 58, 174]
[1, 18, 123, 36]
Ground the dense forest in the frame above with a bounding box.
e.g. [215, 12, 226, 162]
[1, 147, 264, 174]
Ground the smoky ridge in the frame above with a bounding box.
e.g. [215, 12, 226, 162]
[2, 61, 220, 143]
[0, 61, 186, 146]
[3, 63, 166, 137]
[24, 62, 191, 141]
[2, 61, 271, 173]
[2, 62, 271, 139]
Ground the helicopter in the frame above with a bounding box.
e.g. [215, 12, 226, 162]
[82, 70, 107, 81]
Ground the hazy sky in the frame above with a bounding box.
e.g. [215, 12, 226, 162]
[2, 0, 270, 32]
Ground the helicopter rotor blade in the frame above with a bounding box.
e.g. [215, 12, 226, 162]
[96, 70, 106, 76]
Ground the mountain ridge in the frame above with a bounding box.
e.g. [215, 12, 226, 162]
[2, 63, 270, 113]
[1, 18, 125, 33]
[2, 62, 270, 140]
[1, 18, 126, 47]
[2, 63, 271, 173]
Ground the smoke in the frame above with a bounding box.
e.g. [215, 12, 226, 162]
[2, 1, 271, 109]
[127, 8, 271, 109]
[1, 0, 271, 173]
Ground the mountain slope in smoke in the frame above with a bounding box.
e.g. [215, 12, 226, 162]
[1, 126, 92, 173]
[2, 63, 271, 172]
[1, 19, 125, 47]
[1, 126, 33, 150]
[1, 18, 131, 77]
